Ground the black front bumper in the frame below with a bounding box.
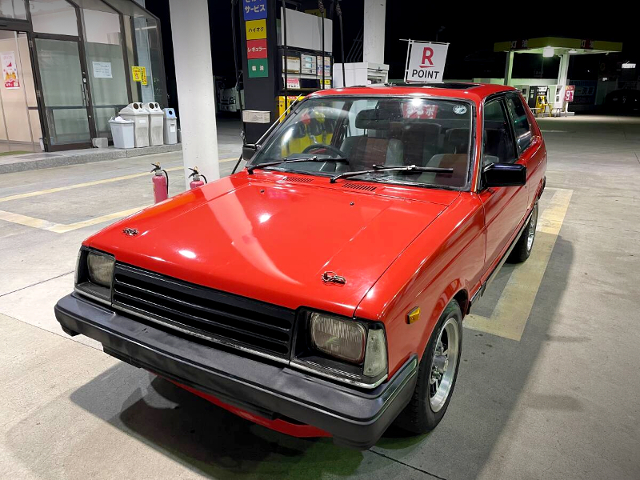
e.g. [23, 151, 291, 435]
[54, 294, 418, 449]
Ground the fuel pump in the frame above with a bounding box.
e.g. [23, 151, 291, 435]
[188, 167, 208, 190]
[151, 163, 169, 204]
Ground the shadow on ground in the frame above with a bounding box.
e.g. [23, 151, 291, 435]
[366, 234, 575, 478]
[67, 219, 574, 480]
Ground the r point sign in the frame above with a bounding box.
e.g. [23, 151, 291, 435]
[404, 41, 449, 84]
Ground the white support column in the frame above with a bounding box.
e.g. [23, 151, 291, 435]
[557, 52, 570, 85]
[556, 52, 571, 110]
[169, 0, 219, 189]
[504, 51, 514, 86]
[363, 0, 386, 64]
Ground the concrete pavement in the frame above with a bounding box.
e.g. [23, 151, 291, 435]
[0, 116, 639, 479]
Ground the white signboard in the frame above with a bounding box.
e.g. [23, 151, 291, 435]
[92, 61, 112, 79]
[404, 41, 449, 84]
[242, 109, 271, 124]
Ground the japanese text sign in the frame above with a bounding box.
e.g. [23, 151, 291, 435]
[403, 102, 438, 119]
[248, 58, 268, 78]
[246, 19, 267, 40]
[247, 39, 267, 59]
[405, 41, 449, 84]
[243, 0, 267, 20]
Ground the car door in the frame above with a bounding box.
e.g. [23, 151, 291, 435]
[478, 96, 528, 272]
[505, 92, 546, 209]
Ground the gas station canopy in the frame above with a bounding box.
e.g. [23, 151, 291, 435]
[494, 37, 622, 55]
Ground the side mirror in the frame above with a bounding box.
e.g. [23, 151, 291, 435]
[483, 163, 526, 187]
[242, 144, 258, 161]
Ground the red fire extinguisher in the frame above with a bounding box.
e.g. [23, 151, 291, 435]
[188, 167, 207, 190]
[151, 163, 169, 203]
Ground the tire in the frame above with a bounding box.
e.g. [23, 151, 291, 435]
[508, 202, 538, 263]
[394, 300, 463, 434]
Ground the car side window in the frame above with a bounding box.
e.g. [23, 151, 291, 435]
[483, 99, 517, 167]
[505, 95, 532, 153]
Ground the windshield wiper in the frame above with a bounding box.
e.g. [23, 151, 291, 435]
[329, 165, 454, 183]
[247, 156, 350, 174]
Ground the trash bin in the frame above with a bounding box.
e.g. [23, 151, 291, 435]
[163, 108, 178, 145]
[145, 102, 164, 146]
[119, 102, 149, 148]
[109, 116, 135, 149]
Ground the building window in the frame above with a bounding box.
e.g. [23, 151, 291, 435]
[30, 0, 79, 36]
[0, 0, 27, 19]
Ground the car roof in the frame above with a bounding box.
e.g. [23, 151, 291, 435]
[309, 83, 516, 104]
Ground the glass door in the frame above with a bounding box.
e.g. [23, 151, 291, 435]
[0, 30, 40, 153]
[34, 37, 94, 149]
[30, 0, 95, 150]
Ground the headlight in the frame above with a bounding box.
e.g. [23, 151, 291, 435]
[87, 251, 115, 287]
[310, 312, 366, 364]
[75, 248, 114, 304]
[297, 311, 388, 388]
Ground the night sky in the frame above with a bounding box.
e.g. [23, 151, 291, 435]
[147, 1, 638, 108]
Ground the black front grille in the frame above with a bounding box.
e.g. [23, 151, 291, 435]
[112, 263, 295, 360]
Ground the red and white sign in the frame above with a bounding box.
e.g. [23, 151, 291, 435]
[246, 39, 267, 59]
[564, 85, 575, 102]
[405, 41, 449, 84]
[403, 102, 438, 119]
[1, 52, 20, 89]
[285, 77, 300, 89]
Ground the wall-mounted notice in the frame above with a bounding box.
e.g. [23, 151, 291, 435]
[132, 65, 148, 85]
[1, 52, 20, 89]
[92, 61, 112, 79]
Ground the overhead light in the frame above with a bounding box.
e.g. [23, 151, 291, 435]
[622, 62, 636, 69]
[543, 46, 555, 58]
[569, 49, 577, 54]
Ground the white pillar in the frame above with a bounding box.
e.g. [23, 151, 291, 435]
[504, 51, 514, 86]
[169, 0, 219, 189]
[556, 52, 570, 110]
[557, 52, 570, 85]
[363, 0, 386, 64]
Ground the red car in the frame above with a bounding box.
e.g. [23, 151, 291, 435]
[55, 83, 546, 449]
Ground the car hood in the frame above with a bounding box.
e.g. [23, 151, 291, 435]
[87, 174, 458, 317]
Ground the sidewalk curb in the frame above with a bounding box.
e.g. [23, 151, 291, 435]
[0, 144, 182, 174]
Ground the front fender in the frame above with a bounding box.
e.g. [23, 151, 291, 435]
[355, 195, 485, 377]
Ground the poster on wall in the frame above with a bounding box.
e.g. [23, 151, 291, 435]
[92, 61, 112, 79]
[131, 65, 148, 85]
[1, 52, 20, 89]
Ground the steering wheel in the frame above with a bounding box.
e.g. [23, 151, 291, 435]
[302, 143, 346, 157]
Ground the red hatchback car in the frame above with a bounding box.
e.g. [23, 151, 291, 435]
[55, 83, 546, 449]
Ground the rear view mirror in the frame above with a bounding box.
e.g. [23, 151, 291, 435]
[242, 144, 258, 161]
[483, 163, 526, 187]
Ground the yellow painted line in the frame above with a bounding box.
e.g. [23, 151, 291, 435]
[0, 167, 180, 204]
[0, 205, 147, 234]
[465, 188, 573, 341]
[46, 206, 147, 234]
[0, 157, 238, 204]
[0, 210, 58, 229]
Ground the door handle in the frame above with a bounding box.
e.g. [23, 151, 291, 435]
[80, 83, 87, 107]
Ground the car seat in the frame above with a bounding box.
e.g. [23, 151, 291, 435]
[342, 108, 404, 170]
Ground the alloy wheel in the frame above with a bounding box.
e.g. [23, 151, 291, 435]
[429, 317, 460, 413]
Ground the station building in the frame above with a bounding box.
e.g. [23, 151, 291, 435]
[0, 0, 166, 153]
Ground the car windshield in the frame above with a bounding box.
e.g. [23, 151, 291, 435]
[250, 96, 473, 189]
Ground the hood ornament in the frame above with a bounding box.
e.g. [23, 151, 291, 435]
[122, 227, 138, 236]
[322, 271, 346, 285]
